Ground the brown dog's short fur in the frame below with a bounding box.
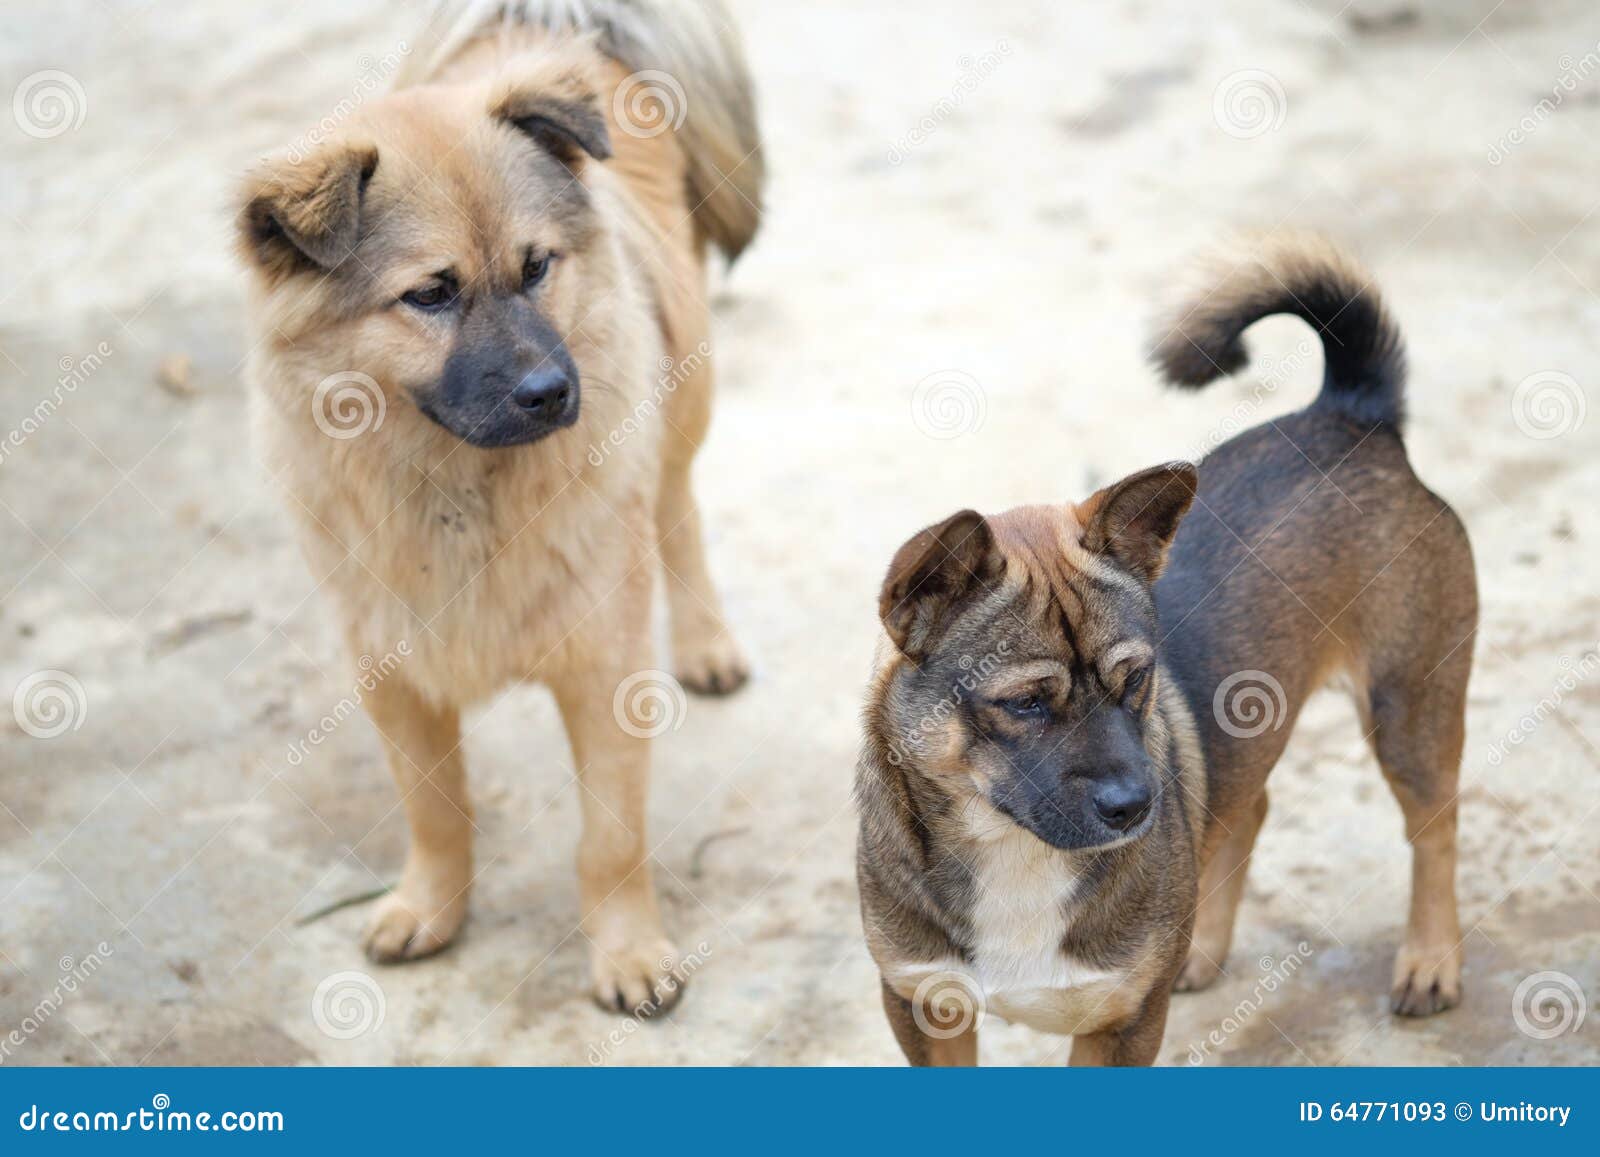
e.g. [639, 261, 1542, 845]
[857, 235, 1476, 1064]
[236, 0, 763, 1013]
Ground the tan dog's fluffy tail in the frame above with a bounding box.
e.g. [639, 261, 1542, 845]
[1149, 233, 1408, 430]
[401, 0, 765, 261]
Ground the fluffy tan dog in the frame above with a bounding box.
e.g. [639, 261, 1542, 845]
[235, 0, 764, 1014]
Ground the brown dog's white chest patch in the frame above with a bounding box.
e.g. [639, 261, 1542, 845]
[887, 825, 1134, 1039]
[965, 835, 1131, 1035]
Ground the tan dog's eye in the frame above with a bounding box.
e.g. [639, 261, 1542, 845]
[524, 251, 554, 289]
[1122, 665, 1150, 702]
[401, 279, 455, 312]
[998, 694, 1045, 718]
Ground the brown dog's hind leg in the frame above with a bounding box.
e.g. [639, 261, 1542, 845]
[880, 980, 978, 1066]
[1365, 667, 1468, 1017]
[1175, 791, 1269, 993]
[361, 678, 474, 963]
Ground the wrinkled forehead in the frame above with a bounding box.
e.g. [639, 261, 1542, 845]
[349, 92, 592, 278]
[982, 504, 1155, 661]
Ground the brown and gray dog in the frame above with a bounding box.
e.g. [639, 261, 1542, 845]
[857, 236, 1476, 1065]
[235, 0, 762, 1013]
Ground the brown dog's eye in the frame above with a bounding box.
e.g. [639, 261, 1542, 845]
[999, 694, 1044, 718]
[1122, 666, 1150, 701]
[523, 251, 554, 289]
[401, 280, 455, 311]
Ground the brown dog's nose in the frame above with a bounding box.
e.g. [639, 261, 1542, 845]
[513, 365, 572, 415]
[1093, 781, 1152, 831]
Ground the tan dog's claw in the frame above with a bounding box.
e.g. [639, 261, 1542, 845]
[675, 636, 750, 696]
[362, 890, 466, 963]
[1390, 943, 1462, 1016]
[589, 939, 686, 1018]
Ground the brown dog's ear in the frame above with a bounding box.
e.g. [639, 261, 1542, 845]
[1078, 462, 1198, 583]
[238, 141, 378, 274]
[489, 52, 613, 167]
[880, 510, 1000, 660]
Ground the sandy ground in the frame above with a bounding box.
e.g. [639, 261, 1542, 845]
[2, 0, 1598, 1067]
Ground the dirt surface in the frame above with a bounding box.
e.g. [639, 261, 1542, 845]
[2, 0, 1597, 1066]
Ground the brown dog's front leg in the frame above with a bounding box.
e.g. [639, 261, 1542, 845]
[1069, 984, 1171, 1067]
[880, 979, 978, 1066]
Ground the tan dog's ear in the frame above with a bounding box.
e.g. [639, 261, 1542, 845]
[238, 141, 378, 274]
[489, 51, 613, 167]
[1078, 462, 1198, 583]
[880, 510, 1000, 661]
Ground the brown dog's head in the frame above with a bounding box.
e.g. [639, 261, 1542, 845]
[236, 47, 616, 450]
[876, 463, 1197, 850]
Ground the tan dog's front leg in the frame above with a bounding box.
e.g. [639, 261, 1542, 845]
[361, 677, 473, 963]
[554, 667, 683, 1017]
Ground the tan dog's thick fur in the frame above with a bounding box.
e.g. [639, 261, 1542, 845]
[236, 0, 763, 1014]
[857, 236, 1476, 1064]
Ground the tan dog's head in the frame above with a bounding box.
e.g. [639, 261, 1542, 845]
[875, 463, 1197, 850]
[237, 47, 617, 449]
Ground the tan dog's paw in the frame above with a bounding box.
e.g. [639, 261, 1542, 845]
[674, 634, 749, 696]
[589, 937, 686, 1018]
[363, 888, 467, 964]
[1390, 942, 1462, 1016]
[1173, 951, 1225, 993]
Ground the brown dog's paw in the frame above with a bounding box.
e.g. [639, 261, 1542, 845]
[674, 635, 750, 697]
[589, 938, 687, 1019]
[362, 890, 467, 964]
[1173, 952, 1225, 993]
[1390, 943, 1462, 1016]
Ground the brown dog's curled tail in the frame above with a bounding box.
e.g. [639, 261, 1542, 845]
[1148, 233, 1407, 431]
[401, 0, 765, 262]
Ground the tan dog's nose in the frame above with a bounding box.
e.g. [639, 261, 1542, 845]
[512, 365, 572, 415]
